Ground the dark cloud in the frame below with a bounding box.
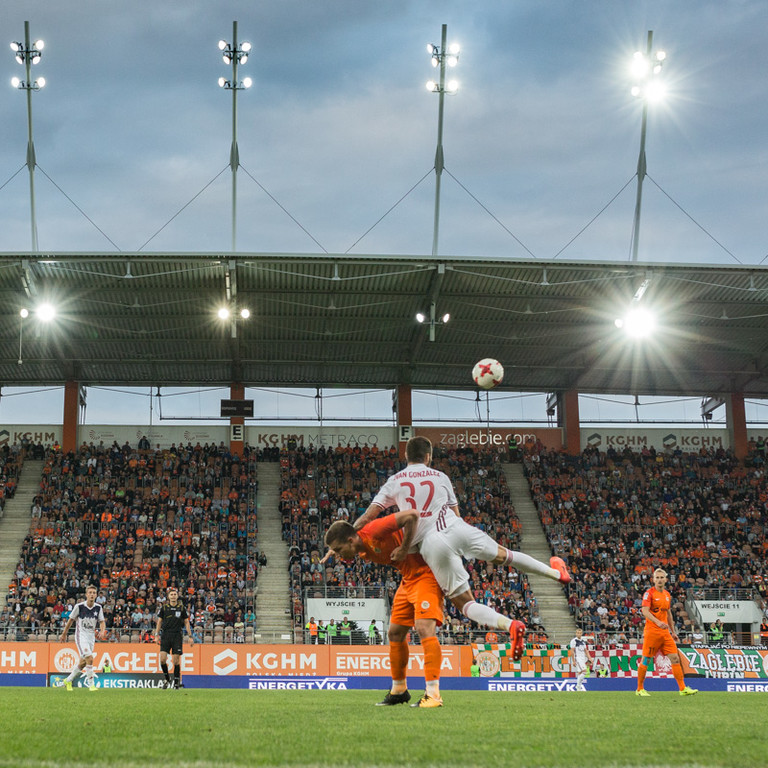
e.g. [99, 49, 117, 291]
[1, 0, 766, 260]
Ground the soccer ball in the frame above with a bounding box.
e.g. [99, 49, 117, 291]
[472, 358, 504, 390]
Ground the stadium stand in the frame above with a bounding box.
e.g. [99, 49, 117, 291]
[522, 442, 768, 645]
[0, 441, 259, 642]
[0, 443, 23, 517]
[6, 437, 766, 648]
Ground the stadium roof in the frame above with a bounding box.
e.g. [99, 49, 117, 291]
[2, 252, 768, 398]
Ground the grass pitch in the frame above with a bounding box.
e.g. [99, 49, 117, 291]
[0, 688, 764, 768]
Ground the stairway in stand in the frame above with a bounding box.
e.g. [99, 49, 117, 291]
[502, 461, 577, 645]
[0, 460, 44, 597]
[253, 462, 294, 643]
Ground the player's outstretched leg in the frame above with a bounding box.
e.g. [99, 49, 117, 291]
[498, 549, 571, 584]
[549, 556, 571, 584]
[509, 620, 526, 662]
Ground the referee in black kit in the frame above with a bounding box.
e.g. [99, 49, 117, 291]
[155, 587, 193, 689]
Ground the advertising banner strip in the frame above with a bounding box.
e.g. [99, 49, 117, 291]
[3, 643, 766, 680]
[0, 645, 49, 674]
[680, 647, 768, 679]
[46, 642, 201, 675]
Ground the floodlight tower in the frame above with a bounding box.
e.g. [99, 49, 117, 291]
[218, 21, 252, 252]
[10, 21, 45, 252]
[426, 24, 459, 257]
[630, 30, 666, 262]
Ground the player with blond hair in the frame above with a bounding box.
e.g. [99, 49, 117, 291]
[636, 568, 698, 697]
[354, 436, 570, 661]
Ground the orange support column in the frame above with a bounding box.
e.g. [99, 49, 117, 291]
[396, 384, 413, 460]
[563, 390, 581, 456]
[230, 382, 245, 457]
[727, 392, 748, 460]
[62, 380, 79, 453]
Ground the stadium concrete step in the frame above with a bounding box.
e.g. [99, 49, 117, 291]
[502, 462, 577, 644]
[0, 459, 44, 595]
[253, 462, 293, 642]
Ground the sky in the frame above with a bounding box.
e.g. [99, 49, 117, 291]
[1, 0, 768, 427]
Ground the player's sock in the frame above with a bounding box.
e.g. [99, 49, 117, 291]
[577, 671, 585, 689]
[671, 662, 685, 691]
[425, 679, 441, 699]
[65, 667, 81, 683]
[389, 641, 409, 693]
[421, 636, 441, 698]
[503, 550, 559, 580]
[461, 600, 512, 632]
[637, 662, 647, 690]
[161, 661, 170, 681]
[84, 665, 94, 685]
[173, 668, 181, 687]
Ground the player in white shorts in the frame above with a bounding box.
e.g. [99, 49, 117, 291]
[354, 436, 571, 660]
[60, 584, 107, 691]
[569, 627, 593, 691]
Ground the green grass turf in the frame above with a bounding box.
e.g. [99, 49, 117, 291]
[0, 688, 764, 768]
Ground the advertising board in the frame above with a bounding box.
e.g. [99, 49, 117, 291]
[416, 427, 562, 451]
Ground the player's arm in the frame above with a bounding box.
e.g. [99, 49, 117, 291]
[667, 609, 679, 640]
[389, 509, 419, 563]
[60, 616, 74, 641]
[353, 502, 385, 531]
[450, 504, 461, 518]
[641, 605, 668, 630]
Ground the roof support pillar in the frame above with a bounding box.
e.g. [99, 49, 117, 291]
[562, 390, 581, 456]
[229, 382, 245, 457]
[62, 379, 79, 453]
[396, 384, 412, 461]
[726, 392, 747, 460]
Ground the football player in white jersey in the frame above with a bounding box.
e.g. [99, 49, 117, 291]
[569, 627, 593, 691]
[354, 436, 571, 660]
[60, 585, 107, 690]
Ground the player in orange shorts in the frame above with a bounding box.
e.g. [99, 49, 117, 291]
[636, 568, 698, 697]
[324, 510, 446, 708]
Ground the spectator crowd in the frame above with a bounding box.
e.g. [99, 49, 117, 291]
[4, 434, 767, 648]
[1, 440, 260, 642]
[524, 441, 768, 643]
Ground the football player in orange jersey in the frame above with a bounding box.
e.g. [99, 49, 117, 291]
[324, 509, 448, 708]
[636, 568, 698, 696]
